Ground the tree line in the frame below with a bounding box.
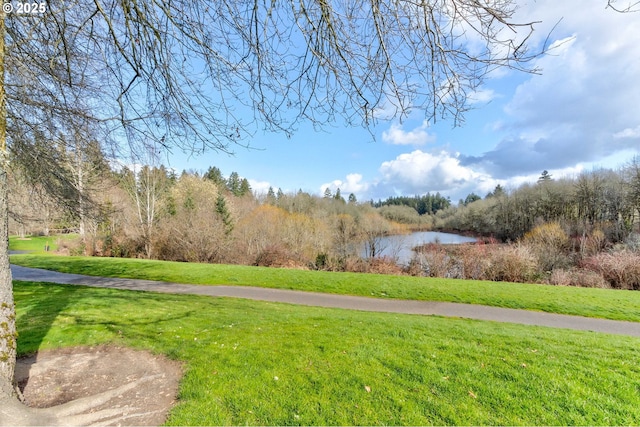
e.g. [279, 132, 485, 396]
[9, 160, 408, 270]
[372, 193, 451, 215]
[11, 159, 640, 258]
[435, 163, 640, 243]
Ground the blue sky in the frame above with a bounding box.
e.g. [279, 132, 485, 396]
[168, 1, 640, 202]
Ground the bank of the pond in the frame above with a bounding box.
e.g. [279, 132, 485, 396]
[364, 231, 478, 264]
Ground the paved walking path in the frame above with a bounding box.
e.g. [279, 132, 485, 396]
[10, 264, 640, 338]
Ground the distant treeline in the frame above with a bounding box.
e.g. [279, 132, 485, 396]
[371, 193, 451, 215]
[434, 165, 640, 242]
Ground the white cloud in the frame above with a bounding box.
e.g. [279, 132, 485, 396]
[320, 173, 369, 196]
[321, 154, 590, 202]
[378, 150, 494, 194]
[613, 126, 640, 139]
[467, 88, 497, 105]
[468, 3, 640, 177]
[382, 120, 436, 146]
[248, 179, 272, 195]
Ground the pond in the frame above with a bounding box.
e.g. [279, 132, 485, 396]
[363, 231, 477, 265]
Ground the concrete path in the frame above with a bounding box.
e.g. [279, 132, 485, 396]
[10, 264, 640, 338]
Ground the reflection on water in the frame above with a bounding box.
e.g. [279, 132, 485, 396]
[363, 231, 477, 265]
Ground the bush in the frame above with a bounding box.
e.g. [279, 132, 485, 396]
[549, 268, 609, 288]
[254, 245, 294, 267]
[623, 232, 640, 252]
[413, 244, 455, 278]
[410, 242, 540, 282]
[581, 251, 640, 290]
[576, 228, 607, 257]
[484, 245, 539, 283]
[367, 257, 404, 275]
[522, 222, 571, 271]
[454, 243, 492, 280]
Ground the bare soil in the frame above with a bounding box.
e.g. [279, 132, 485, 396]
[15, 345, 183, 426]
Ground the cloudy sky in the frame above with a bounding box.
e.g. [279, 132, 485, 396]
[171, 1, 640, 202]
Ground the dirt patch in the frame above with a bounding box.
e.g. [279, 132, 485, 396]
[15, 345, 183, 426]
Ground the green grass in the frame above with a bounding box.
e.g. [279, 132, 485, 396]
[9, 234, 78, 252]
[14, 280, 640, 425]
[10, 254, 640, 322]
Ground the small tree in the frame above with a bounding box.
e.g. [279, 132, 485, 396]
[204, 166, 226, 189]
[239, 178, 252, 197]
[216, 194, 234, 236]
[266, 186, 277, 205]
[538, 170, 553, 183]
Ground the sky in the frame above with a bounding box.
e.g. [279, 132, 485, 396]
[169, 1, 640, 203]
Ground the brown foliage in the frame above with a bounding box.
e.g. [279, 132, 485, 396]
[366, 257, 404, 275]
[412, 242, 539, 283]
[580, 251, 640, 290]
[549, 268, 610, 288]
[522, 222, 571, 271]
[483, 245, 539, 283]
[254, 245, 308, 269]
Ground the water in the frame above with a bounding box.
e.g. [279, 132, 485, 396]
[363, 231, 477, 265]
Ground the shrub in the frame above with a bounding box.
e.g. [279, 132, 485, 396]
[367, 257, 404, 275]
[315, 252, 329, 270]
[254, 245, 296, 268]
[343, 256, 370, 273]
[623, 232, 640, 252]
[522, 222, 571, 271]
[454, 243, 492, 280]
[522, 221, 568, 248]
[413, 244, 454, 278]
[484, 245, 539, 283]
[581, 251, 640, 290]
[549, 268, 609, 288]
[313, 253, 348, 272]
[577, 228, 607, 257]
[404, 257, 424, 277]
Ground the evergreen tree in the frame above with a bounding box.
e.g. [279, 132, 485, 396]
[538, 170, 553, 183]
[227, 172, 242, 196]
[348, 193, 357, 204]
[215, 193, 234, 235]
[464, 192, 481, 206]
[266, 186, 276, 204]
[204, 166, 226, 188]
[486, 184, 506, 198]
[323, 187, 332, 198]
[239, 178, 252, 196]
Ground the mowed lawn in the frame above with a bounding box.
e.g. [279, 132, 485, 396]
[14, 280, 640, 426]
[10, 253, 640, 322]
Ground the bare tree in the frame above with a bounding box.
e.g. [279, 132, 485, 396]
[0, 0, 558, 422]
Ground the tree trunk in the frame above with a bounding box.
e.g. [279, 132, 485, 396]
[0, 8, 17, 400]
[0, 163, 16, 399]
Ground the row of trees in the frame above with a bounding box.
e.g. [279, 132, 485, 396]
[9, 162, 408, 268]
[436, 163, 640, 242]
[12, 160, 640, 260]
[372, 193, 451, 215]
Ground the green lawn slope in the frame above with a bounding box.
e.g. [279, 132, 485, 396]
[10, 254, 640, 322]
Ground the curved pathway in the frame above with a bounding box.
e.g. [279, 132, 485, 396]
[10, 264, 640, 338]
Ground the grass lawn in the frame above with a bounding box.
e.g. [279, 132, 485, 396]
[10, 254, 640, 322]
[9, 235, 78, 253]
[14, 280, 640, 425]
